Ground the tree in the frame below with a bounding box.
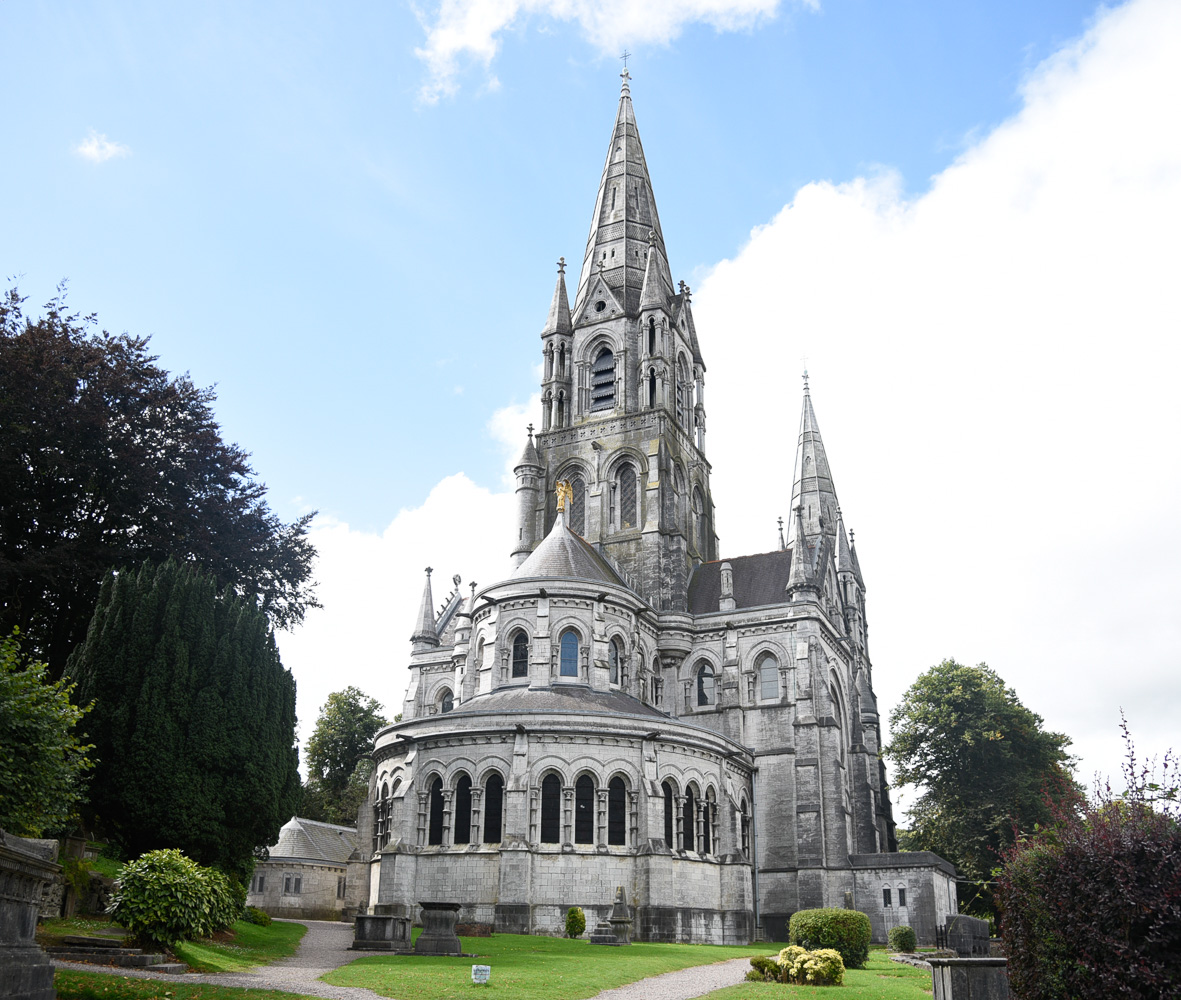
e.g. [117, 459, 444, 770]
[885, 659, 1079, 918]
[0, 629, 93, 835]
[67, 559, 300, 879]
[0, 286, 318, 679]
[301, 687, 387, 825]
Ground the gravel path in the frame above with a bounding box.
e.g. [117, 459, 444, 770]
[586, 957, 750, 999]
[53, 919, 751, 1000]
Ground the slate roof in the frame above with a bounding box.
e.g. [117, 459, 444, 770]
[687, 550, 793, 614]
[267, 817, 360, 865]
[450, 683, 667, 720]
[513, 511, 628, 587]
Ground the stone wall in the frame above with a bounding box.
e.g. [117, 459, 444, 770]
[247, 860, 347, 920]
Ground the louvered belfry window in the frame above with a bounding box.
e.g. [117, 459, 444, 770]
[618, 462, 637, 529]
[590, 348, 616, 411]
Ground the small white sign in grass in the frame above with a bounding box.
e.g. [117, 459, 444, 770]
[471, 964, 491, 984]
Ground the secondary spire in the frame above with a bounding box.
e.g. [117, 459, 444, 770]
[789, 377, 840, 543]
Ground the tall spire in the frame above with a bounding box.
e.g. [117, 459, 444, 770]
[789, 374, 840, 543]
[787, 504, 815, 595]
[638, 230, 665, 311]
[542, 258, 572, 336]
[574, 74, 675, 318]
[410, 567, 439, 649]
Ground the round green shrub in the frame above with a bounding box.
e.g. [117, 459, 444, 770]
[789, 908, 872, 969]
[244, 905, 272, 927]
[565, 906, 586, 938]
[888, 924, 917, 953]
[748, 955, 780, 981]
[108, 848, 242, 949]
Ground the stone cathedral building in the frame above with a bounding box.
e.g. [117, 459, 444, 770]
[357, 74, 956, 945]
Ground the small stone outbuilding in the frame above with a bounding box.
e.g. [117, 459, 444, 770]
[247, 817, 361, 920]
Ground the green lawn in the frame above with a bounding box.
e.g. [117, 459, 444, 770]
[701, 949, 933, 999]
[55, 970, 321, 1000]
[325, 934, 784, 1000]
[37, 915, 128, 947]
[172, 920, 308, 972]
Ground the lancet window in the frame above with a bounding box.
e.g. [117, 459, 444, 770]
[428, 777, 444, 846]
[758, 652, 779, 700]
[511, 630, 529, 678]
[454, 774, 472, 845]
[574, 775, 595, 844]
[608, 777, 627, 846]
[617, 462, 637, 530]
[683, 786, 697, 851]
[608, 637, 622, 684]
[540, 774, 561, 843]
[559, 630, 579, 677]
[697, 662, 716, 707]
[662, 781, 675, 848]
[483, 773, 504, 843]
[569, 475, 586, 535]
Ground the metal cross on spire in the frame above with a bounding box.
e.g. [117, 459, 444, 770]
[620, 50, 632, 91]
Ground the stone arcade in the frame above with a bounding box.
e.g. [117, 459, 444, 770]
[354, 74, 956, 944]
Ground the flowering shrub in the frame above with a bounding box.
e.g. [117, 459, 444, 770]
[746, 946, 846, 986]
[887, 924, 917, 953]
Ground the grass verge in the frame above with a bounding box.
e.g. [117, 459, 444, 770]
[37, 916, 127, 947]
[172, 920, 308, 972]
[701, 948, 933, 999]
[324, 934, 784, 1000]
[55, 970, 322, 1000]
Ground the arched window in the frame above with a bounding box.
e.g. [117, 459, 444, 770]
[558, 342, 566, 377]
[483, 773, 504, 843]
[608, 637, 622, 684]
[540, 774, 561, 843]
[574, 775, 595, 844]
[569, 475, 586, 536]
[617, 462, 637, 530]
[662, 781, 674, 848]
[648, 317, 657, 356]
[559, 630, 579, 677]
[556, 391, 565, 428]
[648, 368, 656, 408]
[454, 774, 472, 845]
[682, 786, 696, 851]
[608, 777, 627, 846]
[693, 488, 706, 553]
[440, 688, 454, 713]
[545, 344, 553, 379]
[697, 662, 716, 707]
[674, 466, 686, 533]
[740, 798, 750, 854]
[543, 390, 553, 431]
[758, 652, 779, 700]
[374, 781, 389, 851]
[676, 355, 690, 426]
[591, 348, 616, 411]
[703, 788, 717, 854]
[511, 630, 529, 678]
[428, 777, 444, 846]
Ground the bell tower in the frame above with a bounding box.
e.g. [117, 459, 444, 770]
[516, 72, 716, 611]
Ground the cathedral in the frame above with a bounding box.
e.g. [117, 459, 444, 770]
[357, 73, 956, 945]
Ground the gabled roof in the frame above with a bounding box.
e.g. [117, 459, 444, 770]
[267, 817, 360, 866]
[687, 550, 794, 613]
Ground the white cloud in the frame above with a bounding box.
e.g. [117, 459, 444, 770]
[414, 0, 796, 102]
[693, 0, 1181, 796]
[75, 129, 131, 163]
[280, 0, 1181, 797]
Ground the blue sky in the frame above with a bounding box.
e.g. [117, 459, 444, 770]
[4, 0, 1179, 799]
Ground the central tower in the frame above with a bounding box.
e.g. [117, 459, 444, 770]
[512, 72, 716, 612]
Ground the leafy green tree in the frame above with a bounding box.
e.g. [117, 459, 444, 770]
[0, 286, 318, 678]
[301, 687, 386, 825]
[0, 629, 93, 835]
[67, 559, 300, 879]
[886, 659, 1079, 918]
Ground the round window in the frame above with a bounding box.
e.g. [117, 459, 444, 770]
[595, 300, 606, 312]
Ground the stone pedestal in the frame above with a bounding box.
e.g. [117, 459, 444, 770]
[0, 831, 61, 1000]
[589, 887, 633, 946]
[414, 902, 463, 956]
[351, 913, 411, 951]
[929, 958, 1009, 1000]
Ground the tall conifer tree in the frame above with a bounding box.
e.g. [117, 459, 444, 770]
[68, 560, 300, 879]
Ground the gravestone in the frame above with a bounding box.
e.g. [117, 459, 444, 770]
[351, 904, 412, 952]
[0, 830, 61, 1000]
[929, 957, 1009, 999]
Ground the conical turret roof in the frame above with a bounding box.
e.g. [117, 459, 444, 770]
[542, 259, 573, 336]
[574, 72, 676, 318]
[410, 567, 439, 647]
[789, 375, 840, 542]
[513, 509, 627, 587]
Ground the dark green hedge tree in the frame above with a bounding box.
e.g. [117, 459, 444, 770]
[0, 287, 318, 679]
[68, 559, 300, 879]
